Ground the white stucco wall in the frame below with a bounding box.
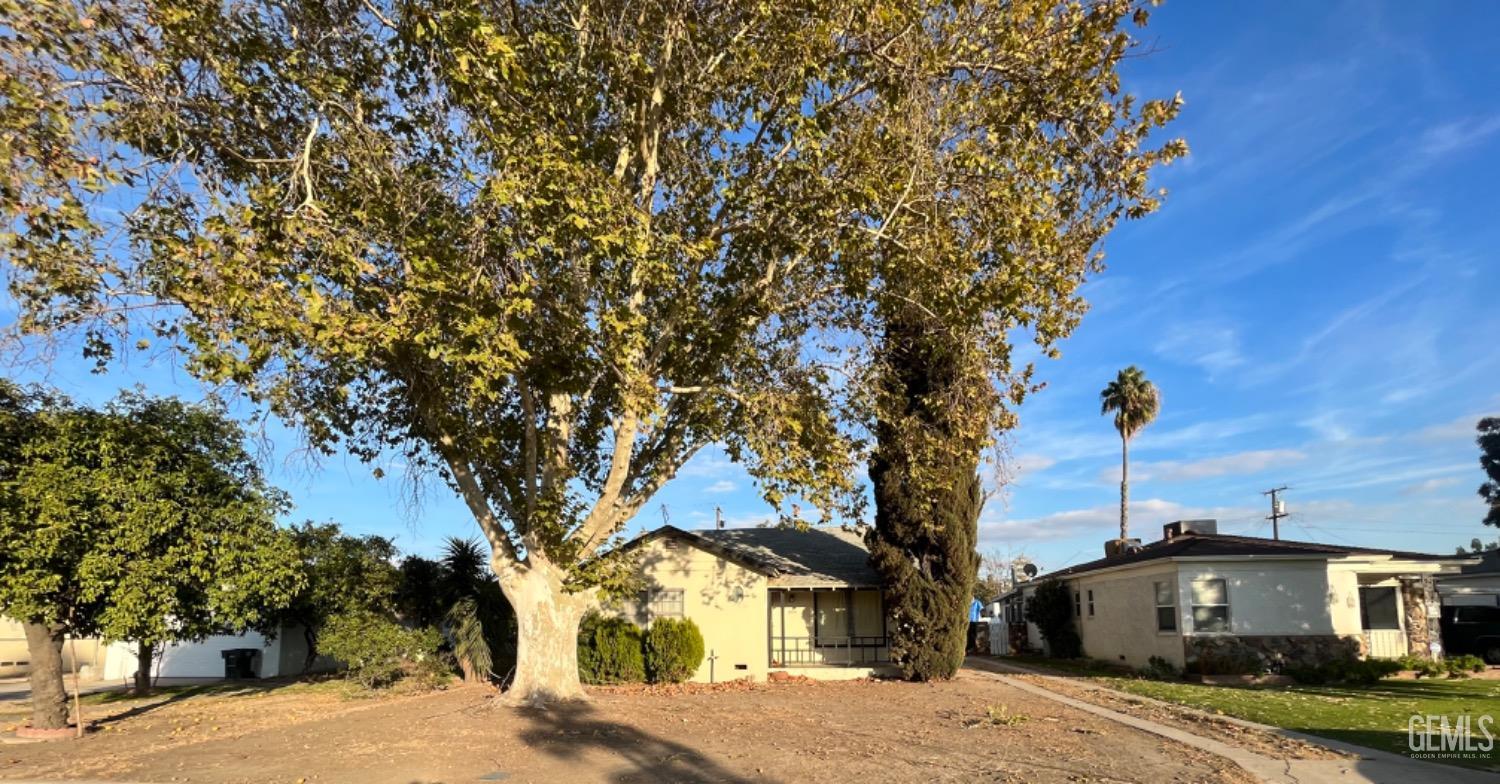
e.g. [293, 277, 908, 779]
[1068, 562, 1184, 669]
[1176, 558, 1341, 636]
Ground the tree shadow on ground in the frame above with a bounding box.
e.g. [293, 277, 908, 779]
[89, 677, 320, 725]
[516, 699, 764, 784]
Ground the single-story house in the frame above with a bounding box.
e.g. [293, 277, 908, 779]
[1437, 550, 1500, 608]
[608, 525, 895, 682]
[999, 520, 1475, 671]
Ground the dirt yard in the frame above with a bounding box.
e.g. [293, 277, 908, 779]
[2, 671, 1256, 784]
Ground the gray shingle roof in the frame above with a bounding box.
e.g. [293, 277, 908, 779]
[627, 525, 880, 587]
[1043, 532, 1467, 581]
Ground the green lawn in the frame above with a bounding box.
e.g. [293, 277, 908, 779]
[1001, 657, 1500, 769]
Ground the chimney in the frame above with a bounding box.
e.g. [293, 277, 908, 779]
[1163, 519, 1218, 540]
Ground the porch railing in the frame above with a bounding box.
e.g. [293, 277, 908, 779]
[770, 635, 890, 667]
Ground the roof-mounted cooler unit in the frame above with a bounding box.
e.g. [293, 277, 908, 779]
[1162, 519, 1219, 540]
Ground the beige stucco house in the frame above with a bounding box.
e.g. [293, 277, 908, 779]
[607, 525, 895, 682]
[999, 520, 1475, 672]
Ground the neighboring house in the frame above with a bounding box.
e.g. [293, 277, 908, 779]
[98, 625, 317, 682]
[0, 617, 107, 679]
[1, 615, 317, 682]
[609, 525, 895, 682]
[1003, 520, 1474, 671]
[1437, 549, 1500, 607]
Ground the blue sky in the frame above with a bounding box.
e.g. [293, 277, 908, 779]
[8, 2, 1500, 569]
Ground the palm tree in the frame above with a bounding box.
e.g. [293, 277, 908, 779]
[1100, 366, 1161, 543]
[439, 537, 509, 683]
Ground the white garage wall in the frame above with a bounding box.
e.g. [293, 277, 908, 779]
[102, 632, 282, 680]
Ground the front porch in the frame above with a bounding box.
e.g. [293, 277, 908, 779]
[768, 587, 890, 668]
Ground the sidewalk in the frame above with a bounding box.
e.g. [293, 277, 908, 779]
[964, 657, 1500, 784]
[0, 676, 223, 707]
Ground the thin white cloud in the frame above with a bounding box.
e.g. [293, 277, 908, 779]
[704, 480, 736, 494]
[1400, 477, 1461, 496]
[979, 498, 1258, 546]
[1014, 454, 1057, 475]
[1100, 448, 1306, 484]
[1416, 114, 1500, 160]
[1414, 414, 1485, 443]
[1153, 321, 1245, 377]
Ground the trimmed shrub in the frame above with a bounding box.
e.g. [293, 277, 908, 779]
[1025, 580, 1082, 659]
[1139, 655, 1179, 681]
[321, 612, 445, 689]
[578, 614, 646, 684]
[1445, 654, 1486, 677]
[645, 618, 705, 683]
[1287, 657, 1402, 685]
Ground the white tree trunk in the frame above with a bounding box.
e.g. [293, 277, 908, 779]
[496, 559, 590, 705]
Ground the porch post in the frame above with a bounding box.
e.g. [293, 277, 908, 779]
[1399, 577, 1434, 660]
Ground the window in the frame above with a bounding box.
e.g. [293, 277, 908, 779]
[1190, 579, 1229, 632]
[1074, 590, 1082, 617]
[814, 591, 851, 646]
[639, 588, 684, 619]
[1358, 587, 1400, 630]
[1087, 590, 1095, 617]
[1154, 581, 1177, 632]
[1455, 606, 1500, 624]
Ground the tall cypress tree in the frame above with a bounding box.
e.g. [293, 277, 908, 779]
[867, 313, 982, 681]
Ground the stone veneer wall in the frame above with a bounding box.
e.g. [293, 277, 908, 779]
[1184, 634, 1362, 674]
[1399, 577, 1434, 660]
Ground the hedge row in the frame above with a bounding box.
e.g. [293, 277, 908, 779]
[578, 615, 705, 684]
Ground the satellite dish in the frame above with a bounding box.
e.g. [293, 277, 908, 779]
[1022, 563, 1039, 578]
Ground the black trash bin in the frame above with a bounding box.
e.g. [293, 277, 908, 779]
[220, 648, 259, 679]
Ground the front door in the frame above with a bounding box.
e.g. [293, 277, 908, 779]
[1359, 586, 1407, 659]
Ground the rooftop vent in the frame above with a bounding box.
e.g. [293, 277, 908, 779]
[1103, 538, 1143, 558]
[1163, 519, 1218, 540]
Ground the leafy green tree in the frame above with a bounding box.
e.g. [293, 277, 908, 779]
[0, 382, 85, 730]
[81, 393, 304, 694]
[3, 0, 1181, 701]
[1100, 367, 1162, 543]
[1480, 417, 1500, 529]
[0, 386, 302, 728]
[280, 522, 400, 672]
[1455, 537, 1499, 556]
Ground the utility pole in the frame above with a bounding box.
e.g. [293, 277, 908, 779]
[715, 506, 724, 530]
[1263, 486, 1289, 540]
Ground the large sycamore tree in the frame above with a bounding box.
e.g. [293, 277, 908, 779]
[3, 0, 1182, 701]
